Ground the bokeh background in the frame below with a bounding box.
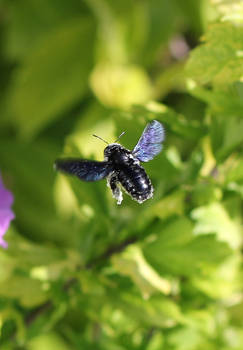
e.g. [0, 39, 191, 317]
[0, 0, 243, 349]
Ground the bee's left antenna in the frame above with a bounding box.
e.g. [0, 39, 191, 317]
[92, 134, 109, 144]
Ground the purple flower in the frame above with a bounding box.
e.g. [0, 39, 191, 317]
[0, 173, 15, 248]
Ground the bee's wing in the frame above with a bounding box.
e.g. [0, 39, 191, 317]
[54, 159, 112, 181]
[132, 120, 165, 162]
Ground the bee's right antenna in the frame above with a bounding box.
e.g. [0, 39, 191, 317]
[92, 134, 109, 145]
[114, 131, 125, 143]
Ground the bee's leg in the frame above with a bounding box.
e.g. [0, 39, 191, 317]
[107, 174, 123, 205]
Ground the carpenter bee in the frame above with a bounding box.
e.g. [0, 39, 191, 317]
[55, 120, 165, 204]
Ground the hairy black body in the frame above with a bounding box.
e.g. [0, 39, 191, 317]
[105, 144, 152, 204]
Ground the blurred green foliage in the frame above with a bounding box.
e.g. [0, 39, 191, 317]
[0, 0, 243, 349]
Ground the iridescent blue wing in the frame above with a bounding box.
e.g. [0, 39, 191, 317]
[132, 120, 165, 162]
[54, 159, 112, 181]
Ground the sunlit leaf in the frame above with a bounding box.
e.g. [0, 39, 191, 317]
[0, 275, 46, 307]
[211, 0, 243, 24]
[28, 332, 71, 350]
[186, 22, 243, 85]
[112, 245, 171, 298]
[191, 202, 242, 249]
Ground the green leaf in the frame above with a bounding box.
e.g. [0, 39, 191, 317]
[187, 81, 243, 120]
[224, 156, 243, 184]
[0, 275, 46, 307]
[191, 202, 242, 249]
[192, 255, 241, 298]
[111, 245, 171, 298]
[28, 332, 72, 350]
[146, 217, 193, 250]
[147, 332, 164, 350]
[168, 326, 209, 350]
[210, 114, 243, 161]
[8, 18, 95, 139]
[186, 23, 243, 85]
[107, 291, 186, 327]
[143, 217, 231, 275]
[191, 183, 222, 206]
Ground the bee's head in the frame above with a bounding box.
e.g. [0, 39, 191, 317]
[93, 131, 126, 161]
[104, 143, 123, 158]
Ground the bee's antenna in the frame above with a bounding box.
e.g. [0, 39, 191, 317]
[114, 131, 125, 143]
[92, 134, 109, 145]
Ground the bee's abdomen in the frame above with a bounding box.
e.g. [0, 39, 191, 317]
[118, 163, 153, 203]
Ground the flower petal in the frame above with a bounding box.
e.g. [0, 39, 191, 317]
[0, 173, 15, 248]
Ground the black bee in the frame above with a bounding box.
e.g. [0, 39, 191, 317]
[55, 120, 165, 204]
